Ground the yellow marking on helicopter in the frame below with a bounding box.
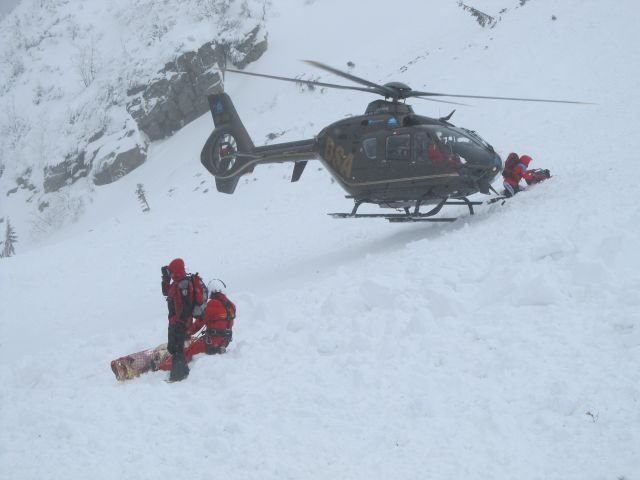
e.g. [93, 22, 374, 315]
[346, 172, 458, 187]
[324, 137, 353, 178]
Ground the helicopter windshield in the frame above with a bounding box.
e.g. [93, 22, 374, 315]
[415, 125, 494, 165]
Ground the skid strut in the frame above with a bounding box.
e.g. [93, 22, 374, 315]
[330, 196, 483, 222]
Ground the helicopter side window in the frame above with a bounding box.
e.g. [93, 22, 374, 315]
[386, 134, 411, 161]
[414, 133, 429, 162]
[362, 137, 377, 160]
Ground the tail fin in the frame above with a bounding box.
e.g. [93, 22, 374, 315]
[201, 93, 255, 194]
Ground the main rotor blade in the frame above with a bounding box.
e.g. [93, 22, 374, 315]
[409, 90, 592, 104]
[224, 68, 376, 94]
[302, 59, 394, 97]
[412, 96, 470, 106]
[227, 61, 593, 105]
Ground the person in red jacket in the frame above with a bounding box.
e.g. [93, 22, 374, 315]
[157, 279, 236, 376]
[427, 138, 462, 169]
[160, 258, 194, 382]
[186, 279, 236, 356]
[427, 142, 445, 162]
[502, 153, 550, 197]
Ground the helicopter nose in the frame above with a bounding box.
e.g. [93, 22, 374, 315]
[494, 154, 503, 171]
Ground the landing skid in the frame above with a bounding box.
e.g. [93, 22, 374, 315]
[329, 197, 483, 223]
[329, 212, 458, 222]
[486, 195, 508, 205]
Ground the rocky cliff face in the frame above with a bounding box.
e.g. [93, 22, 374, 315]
[127, 25, 267, 142]
[41, 25, 267, 191]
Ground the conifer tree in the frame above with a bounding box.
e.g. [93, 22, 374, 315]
[136, 183, 151, 212]
[1, 218, 17, 258]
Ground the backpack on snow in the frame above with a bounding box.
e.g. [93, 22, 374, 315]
[502, 153, 521, 180]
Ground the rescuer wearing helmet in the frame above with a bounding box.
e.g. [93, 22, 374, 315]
[188, 279, 236, 355]
[501, 153, 551, 197]
[157, 278, 236, 379]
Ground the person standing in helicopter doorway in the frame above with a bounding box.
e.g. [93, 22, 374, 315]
[161, 258, 195, 382]
[501, 153, 551, 197]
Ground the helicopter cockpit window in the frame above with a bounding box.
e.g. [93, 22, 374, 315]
[362, 137, 377, 160]
[386, 134, 411, 161]
[417, 126, 494, 165]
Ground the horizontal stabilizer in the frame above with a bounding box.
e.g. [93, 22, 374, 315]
[291, 161, 307, 182]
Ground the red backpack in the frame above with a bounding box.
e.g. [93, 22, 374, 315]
[189, 273, 208, 318]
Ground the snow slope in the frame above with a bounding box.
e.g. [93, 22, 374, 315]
[0, 0, 19, 20]
[0, 0, 267, 239]
[1, 1, 640, 479]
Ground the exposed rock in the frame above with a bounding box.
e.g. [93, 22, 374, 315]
[43, 152, 89, 193]
[16, 169, 35, 190]
[458, 2, 498, 28]
[7, 168, 37, 196]
[127, 25, 268, 141]
[230, 24, 269, 68]
[87, 128, 105, 144]
[40, 26, 267, 195]
[93, 145, 146, 186]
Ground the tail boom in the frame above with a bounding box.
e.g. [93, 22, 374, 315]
[201, 93, 318, 194]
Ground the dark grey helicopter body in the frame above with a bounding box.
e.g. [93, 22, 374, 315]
[201, 61, 587, 221]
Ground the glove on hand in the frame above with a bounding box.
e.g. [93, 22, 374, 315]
[543, 169, 551, 178]
[161, 266, 171, 278]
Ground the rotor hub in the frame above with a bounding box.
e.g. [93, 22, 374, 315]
[383, 82, 412, 100]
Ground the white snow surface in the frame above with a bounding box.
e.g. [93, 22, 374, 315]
[2, 1, 640, 479]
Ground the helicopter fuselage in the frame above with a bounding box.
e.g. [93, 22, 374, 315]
[311, 100, 502, 207]
[201, 94, 502, 208]
[201, 60, 586, 219]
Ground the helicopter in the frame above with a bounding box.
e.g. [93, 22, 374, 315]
[200, 60, 587, 222]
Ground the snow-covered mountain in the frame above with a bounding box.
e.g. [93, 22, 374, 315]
[0, 0, 268, 240]
[1, 1, 639, 479]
